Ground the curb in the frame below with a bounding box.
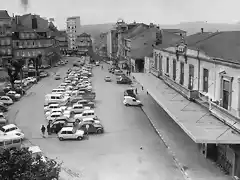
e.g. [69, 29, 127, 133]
[140, 105, 191, 180]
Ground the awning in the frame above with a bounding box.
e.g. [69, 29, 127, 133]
[133, 73, 240, 144]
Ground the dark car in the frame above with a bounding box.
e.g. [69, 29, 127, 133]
[117, 77, 132, 84]
[0, 104, 8, 112]
[124, 88, 137, 99]
[79, 122, 104, 134]
[49, 118, 74, 133]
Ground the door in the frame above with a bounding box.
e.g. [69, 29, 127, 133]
[188, 65, 194, 90]
[173, 60, 176, 80]
[180, 62, 184, 85]
[88, 124, 95, 133]
[67, 131, 74, 139]
[158, 55, 162, 76]
[222, 80, 230, 110]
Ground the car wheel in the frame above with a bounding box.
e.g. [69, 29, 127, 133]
[125, 103, 129, 106]
[59, 137, 64, 141]
[77, 136, 82, 140]
[97, 129, 103, 134]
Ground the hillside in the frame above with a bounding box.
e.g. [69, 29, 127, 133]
[160, 22, 240, 35]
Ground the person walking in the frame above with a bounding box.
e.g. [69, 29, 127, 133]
[47, 123, 51, 135]
[135, 88, 138, 94]
[41, 125, 46, 138]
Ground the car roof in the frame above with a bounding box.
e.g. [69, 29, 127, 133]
[49, 104, 59, 106]
[2, 124, 17, 129]
[0, 112, 4, 115]
[61, 127, 73, 131]
[51, 112, 62, 115]
[73, 104, 83, 107]
[83, 110, 94, 113]
[52, 108, 62, 111]
[82, 117, 94, 121]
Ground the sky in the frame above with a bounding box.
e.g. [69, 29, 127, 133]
[1, 0, 240, 30]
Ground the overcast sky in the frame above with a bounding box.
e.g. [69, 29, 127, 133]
[1, 0, 239, 29]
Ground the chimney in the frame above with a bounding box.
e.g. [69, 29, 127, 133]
[149, 23, 154, 28]
[32, 15, 38, 29]
[16, 15, 19, 25]
[201, 28, 204, 33]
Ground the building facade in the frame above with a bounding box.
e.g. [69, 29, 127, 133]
[106, 29, 118, 60]
[76, 33, 92, 56]
[152, 31, 240, 177]
[66, 16, 80, 50]
[0, 10, 12, 66]
[12, 14, 59, 66]
[55, 30, 68, 55]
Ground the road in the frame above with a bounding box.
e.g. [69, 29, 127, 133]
[7, 58, 185, 180]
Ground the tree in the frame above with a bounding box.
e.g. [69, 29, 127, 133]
[6, 59, 24, 89]
[0, 147, 61, 180]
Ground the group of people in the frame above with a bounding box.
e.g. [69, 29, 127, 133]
[40, 122, 63, 138]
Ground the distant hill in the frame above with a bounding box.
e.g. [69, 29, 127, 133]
[79, 23, 115, 39]
[160, 21, 240, 35]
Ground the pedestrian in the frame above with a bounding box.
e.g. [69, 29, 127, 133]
[135, 88, 138, 94]
[142, 86, 144, 91]
[41, 125, 46, 138]
[47, 123, 51, 135]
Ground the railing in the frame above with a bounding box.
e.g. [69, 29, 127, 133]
[162, 75, 199, 100]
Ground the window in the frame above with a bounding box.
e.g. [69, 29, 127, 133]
[188, 64, 194, 90]
[222, 80, 231, 110]
[172, 59, 176, 80]
[0, 141, 4, 146]
[166, 57, 169, 74]
[16, 41, 19, 47]
[5, 140, 12, 145]
[180, 62, 184, 85]
[203, 68, 209, 92]
[61, 131, 66, 134]
[13, 139, 21, 143]
[154, 53, 158, 69]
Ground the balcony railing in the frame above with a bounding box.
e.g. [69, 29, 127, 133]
[162, 75, 199, 101]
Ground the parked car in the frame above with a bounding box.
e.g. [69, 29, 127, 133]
[0, 96, 13, 105]
[123, 96, 142, 106]
[54, 74, 61, 80]
[0, 124, 25, 139]
[104, 76, 111, 82]
[124, 88, 137, 99]
[79, 121, 104, 134]
[68, 104, 84, 114]
[57, 127, 84, 141]
[40, 72, 49, 78]
[6, 91, 21, 101]
[0, 112, 7, 127]
[117, 77, 132, 84]
[0, 103, 8, 112]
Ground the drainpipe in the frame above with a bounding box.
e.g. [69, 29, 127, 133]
[197, 49, 200, 92]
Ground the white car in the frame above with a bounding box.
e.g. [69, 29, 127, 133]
[63, 110, 72, 118]
[0, 124, 25, 139]
[6, 91, 21, 99]
[81, 117, 100, 124]
[58, 127, 84, 141]
[68, 104, 84, 114]
[46, 112, 62, 122]
[44, 103, 59, 112]
[123, 96, 142, 106]
[26, 77, 37, 83]
[45, 108, 63, 117]
[0, 96, 13, 105]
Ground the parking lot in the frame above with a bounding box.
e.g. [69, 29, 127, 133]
[6, 58, 185, 180]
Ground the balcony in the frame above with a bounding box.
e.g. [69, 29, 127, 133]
[162, 75, 199, 101]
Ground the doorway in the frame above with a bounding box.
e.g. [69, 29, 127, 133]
[188, 64, 194, 90]
[222, 80, 230, 110]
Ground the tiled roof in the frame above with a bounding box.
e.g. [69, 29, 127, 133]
[162, 29, 186, 33]
[79, 32, 90, 37]
[123, 24, 149, 39]
[155, 30, 183, 49]
[186, 31, 240, 64]
[0, 10, 11, 19]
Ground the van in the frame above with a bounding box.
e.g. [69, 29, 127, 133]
[45, 93, 69, 105]
[52, 88, 65, 94]
[123, 96, 142, 106]
[81, 110, 96, 119]
[0, 134, 22, 151]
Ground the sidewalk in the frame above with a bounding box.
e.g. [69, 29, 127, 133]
[132, 73, 232, 180]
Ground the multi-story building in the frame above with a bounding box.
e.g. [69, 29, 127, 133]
[76, 33, 92, 56]
[148, 30, 240, 178]
[54, 30, 68, 55]
[11, 14, 59, 66]
[0, 10, 12, 66]
[106, 29, 118, 60]
[66, 16, 80, 50]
